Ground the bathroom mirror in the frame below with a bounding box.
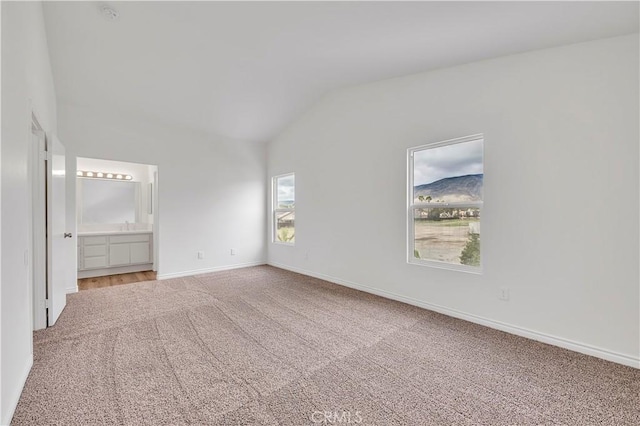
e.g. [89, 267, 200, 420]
[78, 178, 140, 224]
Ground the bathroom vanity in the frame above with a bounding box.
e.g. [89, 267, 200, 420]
[78, 231, 153, 278]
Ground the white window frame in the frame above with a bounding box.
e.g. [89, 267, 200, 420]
[272, 172, 295, 245]
[407, 134, 483, 274]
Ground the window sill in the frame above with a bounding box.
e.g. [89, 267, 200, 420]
[408, 258, 482, 275]
[272, 241, 295, 246]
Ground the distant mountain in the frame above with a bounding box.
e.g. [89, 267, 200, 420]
[414, 174, 482, 203]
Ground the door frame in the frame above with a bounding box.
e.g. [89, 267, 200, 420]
[153, 169, 159, 272]
[29, 112, 47, 330]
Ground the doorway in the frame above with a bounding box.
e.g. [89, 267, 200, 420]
[75, 157, 159, 289]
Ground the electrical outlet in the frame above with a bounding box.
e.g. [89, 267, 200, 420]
[499, 287, 510, 301]
[230, 248, 237, 255]
[197, 251, 205, 260]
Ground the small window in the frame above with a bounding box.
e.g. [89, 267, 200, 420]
[273, 173, 295, 244]
[408, 135, 483, 272]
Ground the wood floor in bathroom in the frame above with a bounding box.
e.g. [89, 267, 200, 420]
[78, 271, 157, 291]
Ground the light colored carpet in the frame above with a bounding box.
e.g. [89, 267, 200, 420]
[12, 266, 639, 425]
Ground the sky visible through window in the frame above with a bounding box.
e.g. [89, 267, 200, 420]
[413, 139, 483, 186]
[277, 174, 295, 207]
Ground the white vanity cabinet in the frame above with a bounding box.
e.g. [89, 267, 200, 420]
[78, 232, 153, 278]
[108, 234, 151, 266]
[81, 236, 108, 269]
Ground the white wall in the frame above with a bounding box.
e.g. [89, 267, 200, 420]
[58, 103, 266, 280]
[268, 35, 639, 367]
[1, 2, 58, 423]
[0, 2, 3, 418]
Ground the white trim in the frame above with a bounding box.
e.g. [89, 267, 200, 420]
[268, 262, 640, 369]
[152, 170, 159, 272]
[1, 356, 33, 426]
[409, 257, 482, 274]
[271, 172, 295, 244]
[30, 114, 47, 331]
[66, 285, 78, 294]
[409, 133, 484, 153]
[407, 134, 484, 273]
[157, 261, 266, 280]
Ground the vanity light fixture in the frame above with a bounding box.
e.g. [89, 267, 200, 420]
[77, 170, 133, 181]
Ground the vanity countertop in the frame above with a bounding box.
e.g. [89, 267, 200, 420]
[78, 230, 152, 237]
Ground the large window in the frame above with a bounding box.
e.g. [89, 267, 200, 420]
[408, 135, 483, 272]
[273, 173, 295, 244]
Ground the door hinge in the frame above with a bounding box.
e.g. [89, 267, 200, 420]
[44, 299, 50, 309]
[40, 149, 52, 162]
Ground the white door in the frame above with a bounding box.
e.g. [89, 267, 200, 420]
[47, 135, 68, 325]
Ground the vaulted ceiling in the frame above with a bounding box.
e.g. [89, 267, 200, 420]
[43, 1, 639, 143]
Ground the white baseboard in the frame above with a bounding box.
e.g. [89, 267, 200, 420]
[78, 263, 153, 279]
[269, 262, 640, 369]
[2, 356, 33, 426]
[66, 286, 78, 294]
[157, 261, 266, 280]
